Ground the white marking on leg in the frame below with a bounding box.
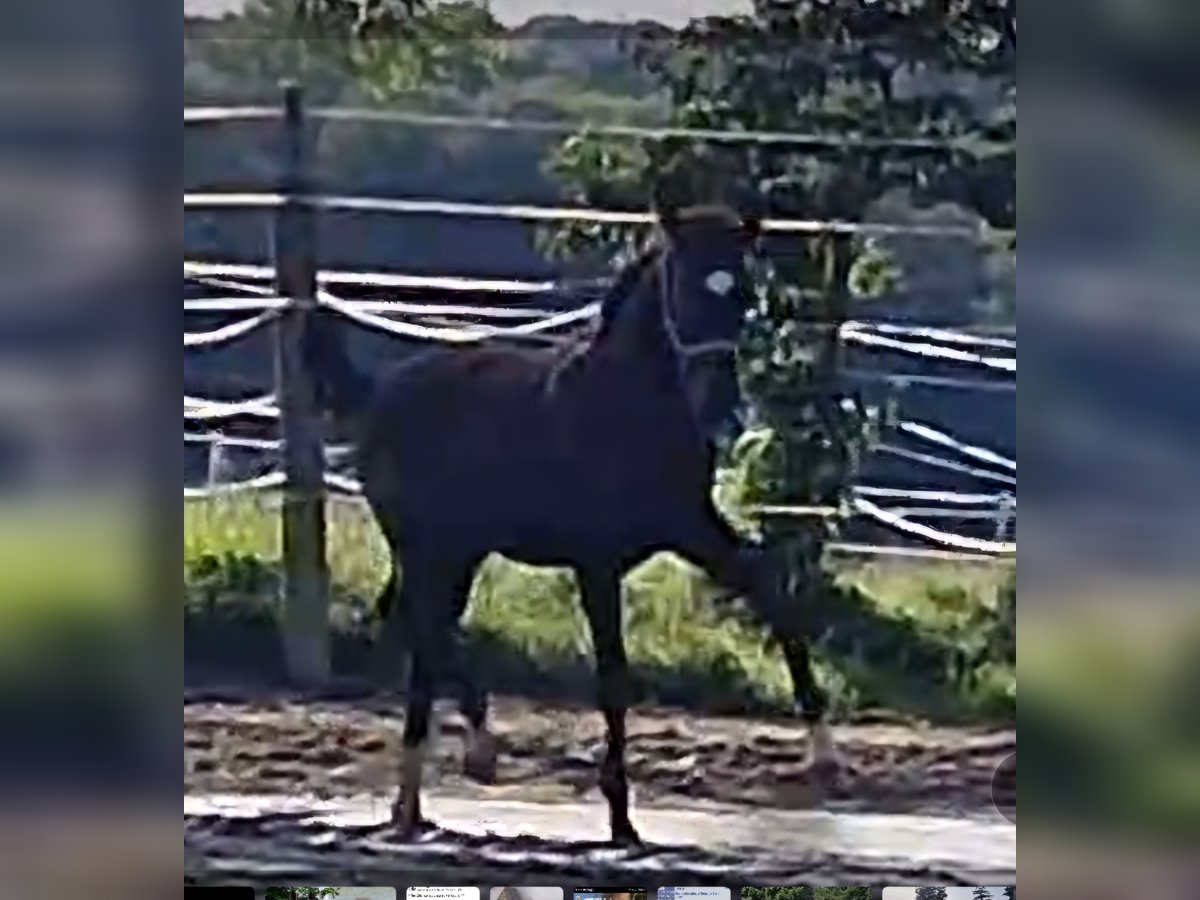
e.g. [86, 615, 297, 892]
[810, 719, 837, 765]
[463, 723, 498, 782]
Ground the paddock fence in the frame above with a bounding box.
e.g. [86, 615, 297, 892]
[184, 86, 1016, 686]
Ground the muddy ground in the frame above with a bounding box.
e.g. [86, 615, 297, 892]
[185, 691, 1015, 887]
[185, 693, 1012, 817]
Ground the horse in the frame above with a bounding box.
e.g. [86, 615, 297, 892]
[304, 202, 842, 845]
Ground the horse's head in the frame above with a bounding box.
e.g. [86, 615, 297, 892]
[656, 202, 761, 442]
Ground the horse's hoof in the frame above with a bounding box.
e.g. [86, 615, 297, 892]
[390, 810, 434, 840]
[390, 797, 432, 840]
[463, 744, 498, 784]
[806, 753, 857, 789]
[611, 822, 644, 848]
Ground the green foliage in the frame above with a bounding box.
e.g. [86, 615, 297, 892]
[743, 888, 867, 900]
[264, 889, 341, 900]
[915, 888, 948, 900]
[546, 0, 1015, 618]
[742, 888, 812, 900]
[194, 1, 505, 105]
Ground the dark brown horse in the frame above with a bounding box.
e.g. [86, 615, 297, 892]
[305, 203, 840, 844]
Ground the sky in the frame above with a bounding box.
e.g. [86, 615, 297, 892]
[184, 0, 751, 27]
[883, 890, 1010, 900]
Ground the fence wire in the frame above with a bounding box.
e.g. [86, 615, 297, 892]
[185, 191, 999, 241]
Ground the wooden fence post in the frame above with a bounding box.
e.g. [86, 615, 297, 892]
[273, 82, 330, 687]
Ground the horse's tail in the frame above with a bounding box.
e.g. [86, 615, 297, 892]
[304, 308, 374, 419]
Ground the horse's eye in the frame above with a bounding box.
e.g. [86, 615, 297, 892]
[705, 270, 735, 296]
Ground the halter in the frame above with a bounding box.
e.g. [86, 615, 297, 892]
[543, 243, 741, 410]
[656, 250, 742, 439]
[657, 250, 741, 364]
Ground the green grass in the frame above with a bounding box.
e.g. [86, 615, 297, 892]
[183, 492, 1015, 723]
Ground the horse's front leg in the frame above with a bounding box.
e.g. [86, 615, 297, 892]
[675, 512, 848, 780]
[577, 565, 642, 846]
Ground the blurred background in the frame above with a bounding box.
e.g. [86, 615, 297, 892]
[2, 0, 1200, 895]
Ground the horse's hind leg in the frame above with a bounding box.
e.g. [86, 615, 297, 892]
[676, 514, 844, 778]
[370, 567, 408, 689]
[577, 565, 642, 846]
[390, 551, 478, 836]
[371, 557, 493, 782]
[445, 570, 496, 784]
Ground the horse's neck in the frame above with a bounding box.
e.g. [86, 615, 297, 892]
[589, 265, 669, 369]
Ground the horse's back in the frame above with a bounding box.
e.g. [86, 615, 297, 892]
[360, 343, 580, 507]
[358, 341, 712, 552]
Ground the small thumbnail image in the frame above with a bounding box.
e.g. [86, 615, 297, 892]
[574, 888, 648, 900]
[408, 889, 480, 900]
[261, 890, 396, 900]
[742, 890, 873, 900]
[883, 889, 1015, 900]
[492, 889, 565, 900]
[659, 889, 732, 900]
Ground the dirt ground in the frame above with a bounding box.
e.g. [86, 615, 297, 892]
[185, 693, 1014, 819]
[184, 690, 1015, 887]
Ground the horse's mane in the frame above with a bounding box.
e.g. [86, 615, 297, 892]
[596, 239, 664, 338]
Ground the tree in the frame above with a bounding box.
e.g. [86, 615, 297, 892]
[972, 887, 993, 900]
[1003, 887, 1014, 900]
[914, 888, 947, 900]
[201, 1, 505, 106]
[547, 1, 1015, 669]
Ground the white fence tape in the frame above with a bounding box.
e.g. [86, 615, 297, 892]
[825, 542, 1012, 562]
[185, 393, 280, 420]
[850, 321, 1016, 351]
[185, 431, 279, 450]
[844, 368, 1017, 393]
[842, 326, 1016, 372]
[185, 431, 354, 458]
[883, 506, 1014, 520]
[852, 497, 1015, 554]
[181, 265, 1016, 357]
[898, 420, 1016, 472]
[184, 259, 558, 294]
[184, 269, 280, 296]
[184, 309, 280, 347]
[853, 485, 1012, 505]
[323, 472, 363, 493]
[185, 295, 569, 318]
[317, 288, 596, 343]
[754, 503, 1012, 521]
[352, 300, 575, 319]
[184, 191, 993, 240]
[185, 297, 290, 312]
[878, 443, 1018, 486]
[183, 471, 286, 498]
